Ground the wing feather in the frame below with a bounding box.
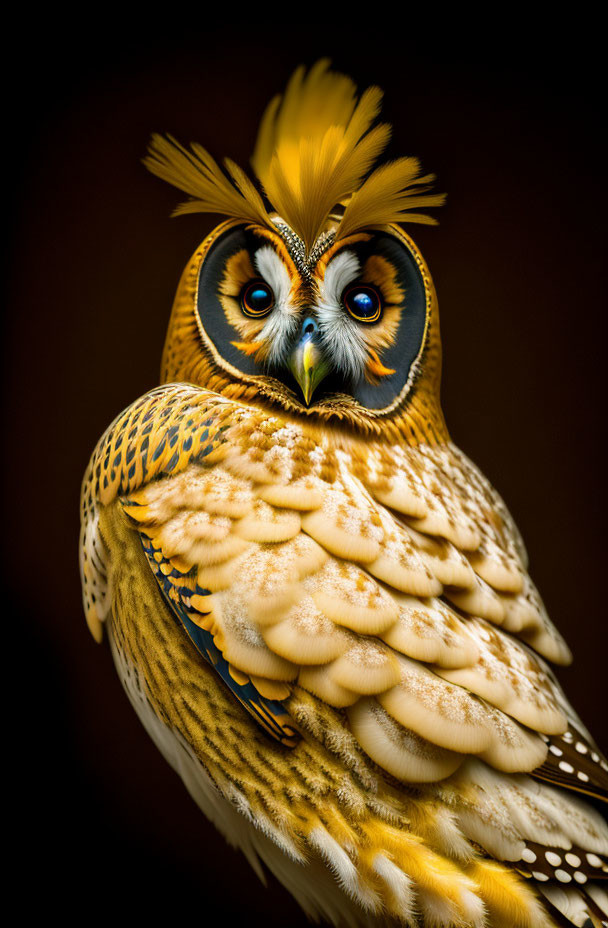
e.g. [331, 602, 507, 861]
[82, 384, 608, 923]
[92, 386, 591, 780]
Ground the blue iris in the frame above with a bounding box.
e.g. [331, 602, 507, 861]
[251, 287, 270, 306]
[343, 285, 382, 323]
[241, 280, 274, 316]
[352, 292, 374, 315]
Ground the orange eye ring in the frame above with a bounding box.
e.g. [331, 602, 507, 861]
[240, 280, 275, 318]
[342, 285, 382, 324]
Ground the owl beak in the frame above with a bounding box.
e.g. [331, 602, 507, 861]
[288, 317, 331, 406]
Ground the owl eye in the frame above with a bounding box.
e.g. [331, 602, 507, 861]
[343, 285, 382, 324]
[240, 280, 275, 318]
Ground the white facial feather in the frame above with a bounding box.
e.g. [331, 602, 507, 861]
[254, 246, 299, 366]
[255, 246, 291, 305]
[323, 250, 361, 302]
[316, 251, 369, 381]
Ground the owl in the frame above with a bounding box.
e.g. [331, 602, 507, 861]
[79, 61, 607, 928]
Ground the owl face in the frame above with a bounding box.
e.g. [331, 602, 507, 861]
[162, 218, 444, 438]
[151, 60, 447, 440]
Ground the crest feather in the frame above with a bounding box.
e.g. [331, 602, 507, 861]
[251, 59, 392, 251]
[144, 62, 443, 249]
[144, 133, 272, 228]
[337, 159, 447, 239]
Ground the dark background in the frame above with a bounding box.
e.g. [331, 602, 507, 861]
[4, 17, 605, 924]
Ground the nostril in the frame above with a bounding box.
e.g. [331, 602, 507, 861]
[302, 317, 317, 336]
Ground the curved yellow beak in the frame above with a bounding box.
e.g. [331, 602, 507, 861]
[288, 321, 331, 406]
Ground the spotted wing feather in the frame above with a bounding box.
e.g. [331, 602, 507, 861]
[81, 384, 608, 927]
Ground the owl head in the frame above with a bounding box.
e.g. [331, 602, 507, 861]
[146, 60, 447, 442]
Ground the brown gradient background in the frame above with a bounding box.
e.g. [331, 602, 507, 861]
[4, 18, 606, 925]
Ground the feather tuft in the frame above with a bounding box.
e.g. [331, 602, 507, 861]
[251, 60, 393, 251]
[144, 62, 443, 249]
[143, 133, 272, 229]
[337, 160, 447, 239]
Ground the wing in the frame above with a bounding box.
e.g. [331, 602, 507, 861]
[81, 384, 608, 928]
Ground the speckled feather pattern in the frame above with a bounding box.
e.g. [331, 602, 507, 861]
[81, 383, 608, 928]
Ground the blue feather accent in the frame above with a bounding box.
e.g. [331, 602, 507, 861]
[139, 534, 299, 747]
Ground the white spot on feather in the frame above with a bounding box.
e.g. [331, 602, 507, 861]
[586, 853, 603, 867]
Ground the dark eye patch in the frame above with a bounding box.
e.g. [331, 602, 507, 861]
[197, 225, 274, 375]
[338, 232, 428, 410]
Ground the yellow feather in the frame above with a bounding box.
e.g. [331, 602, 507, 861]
[144, 62, 443, 246]
[143, 133, 271, 228]
[337, 158, 447, 239]
[251, 60, 391, 250]
[466, 860, 552, 928]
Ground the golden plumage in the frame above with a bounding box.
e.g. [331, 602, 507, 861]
[144, 59, 444, 254]
[80, 61, 608, 928]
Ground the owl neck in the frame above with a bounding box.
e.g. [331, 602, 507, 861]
[161, 342, 448, 449]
